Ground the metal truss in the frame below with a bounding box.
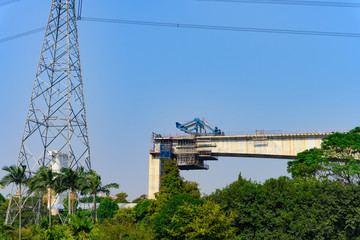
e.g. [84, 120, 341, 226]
[6, 0, 91, 225]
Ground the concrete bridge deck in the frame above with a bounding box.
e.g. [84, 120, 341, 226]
[148, 130, 345, 199]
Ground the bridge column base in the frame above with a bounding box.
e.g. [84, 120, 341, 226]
[148, 154, 160, 199]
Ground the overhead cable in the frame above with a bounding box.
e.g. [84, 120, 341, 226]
[80, 16, 360, 38]
[2, 16, 360, 44]
[0, 27, 46, 43]
[0, 0, 21, 7]
[198, 0, 360, 8]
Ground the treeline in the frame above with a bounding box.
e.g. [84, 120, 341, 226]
[2, 128, 360, 239]
[2, 172, 360, 239]
[207, 127, 360, 239]
[209, 176, 360, 239]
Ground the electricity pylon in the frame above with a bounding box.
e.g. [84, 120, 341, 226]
[6, 0, 91, 225]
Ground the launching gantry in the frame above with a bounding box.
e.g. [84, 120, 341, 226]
[148, 118, 344, 199]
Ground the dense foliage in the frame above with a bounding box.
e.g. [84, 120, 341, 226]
[141, 159, 234, 240]
[209, 174, 360, 239]
[0, 164, 28, 239]
[2, 171, 360, 239]
[96, 198, 119, 223]
[90, 207, 154, 240]
[153, 194, 234, 240]
[115, 192, 129, 203]
[288, 127, 360, 184]
[132, 194, 147, 203]
[3, 128, 360, 239]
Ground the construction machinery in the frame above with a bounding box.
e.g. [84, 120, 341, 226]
[176, 118, 224, 136]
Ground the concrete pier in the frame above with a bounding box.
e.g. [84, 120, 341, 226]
[148, 154, 161, 200]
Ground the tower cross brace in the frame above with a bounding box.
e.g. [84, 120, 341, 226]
[6, 0, 91, 225]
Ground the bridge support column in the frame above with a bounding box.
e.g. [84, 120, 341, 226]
[148, 154, 161, 199]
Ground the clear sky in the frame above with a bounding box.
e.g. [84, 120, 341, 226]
[1, 0, 360, 201]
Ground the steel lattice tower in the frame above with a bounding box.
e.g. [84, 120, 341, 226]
[6, 0, 91, 225]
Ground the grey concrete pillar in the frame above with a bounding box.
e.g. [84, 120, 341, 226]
[148, 154, 161, 199]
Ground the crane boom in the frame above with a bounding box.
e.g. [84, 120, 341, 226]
[176, 118, 224, 136]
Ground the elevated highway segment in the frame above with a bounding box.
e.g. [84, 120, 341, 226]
[148, 130, 341, 199]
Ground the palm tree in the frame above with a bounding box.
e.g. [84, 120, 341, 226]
[0, 164, 28, 240]
[81, 170, 119, 223]
[28, 166, 59, 228]
[55, 167, 87, 215]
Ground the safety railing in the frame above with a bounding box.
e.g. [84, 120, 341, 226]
[153, 129, 349, 139]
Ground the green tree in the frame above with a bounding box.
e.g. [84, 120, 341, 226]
[138, 158, 201, 224]
[0, 222, 15, 239]
[115, 192, 129, 203]
[55, 167, 86, 215]
[155, 159, 200, 206]
[0, 200, 8, 227]
[209, 174, 360, 239]
[0, 194, 5, 205]
[79, 195, 102, 203]
[153, 194, 233, 239]
[68, 210, 93, 238]
[113, 207, 136, 223]
[97, 198, 119, 223]
[287, 127, 360, 184]
[0, 195, 6, 229]
[62, 197, 79, 218]
[0, 164, 28, 240]
[153, 194, 201, 239]
[134, 199, 153, 223]
[90, 207, 154, 240]
[132, 194, 147, 203]
[287, 148, 326, 179]
[81, 170, 119, 223]
[184, 180, 201, 198]
[176, 200, 234, 240]
[156, 159, 185, 201]
[321, 128, 360, 184]
[28, 166, 59, 228]
[44, 224, 70, 240]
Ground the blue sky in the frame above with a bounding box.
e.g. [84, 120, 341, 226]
[1, 0, 360, 200]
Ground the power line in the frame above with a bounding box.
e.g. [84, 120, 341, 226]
[2, 16, 360, 44]
[0, 0, 21, 7]
[198, 0, 360, 8]
[81, 16, 360, 38]
[0, 27, 45, 43]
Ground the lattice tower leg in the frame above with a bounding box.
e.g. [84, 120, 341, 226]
[5, 0, 91, 225]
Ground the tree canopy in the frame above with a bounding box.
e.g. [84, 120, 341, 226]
[287, 127, 360, 184]
[81, 170, 119, 223]
[209, 174, 360, 239]
[132, 194, 147, 203]
[0, 164, 28, 240]
[115, 192, 129, 203]
[4, 130, 360, 239]
[155, 158, 200, 205]
[28, 166, 59, 228]
[97, 198, 119, 223]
